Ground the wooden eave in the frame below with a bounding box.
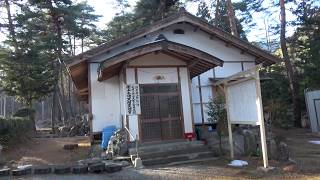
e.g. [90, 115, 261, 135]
[97, 40, 224, 81]
[68, 60, 88, 101]
[69, 60, 88, 90]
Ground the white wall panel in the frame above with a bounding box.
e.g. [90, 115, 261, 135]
[202, 104, 210, 123]
[129, 53, 186, 66]
[191, 77, 200, 103]
[137, 68, 178, 84]
[90, 63, 121, 132]
[215, 63, 243, 78]
[201, 86, 212, 103]
[243, 62, 256, 70]
[126, 68, 136, 84]
[193, 104, 202, 124]
[200, 69, 213, 85]
[163, 24, 256, 62]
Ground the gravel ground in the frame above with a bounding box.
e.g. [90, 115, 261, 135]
[2, 160, 320, 180]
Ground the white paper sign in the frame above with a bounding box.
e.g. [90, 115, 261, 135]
[226, 79, 261, 125]
[126, 84, 141, 115]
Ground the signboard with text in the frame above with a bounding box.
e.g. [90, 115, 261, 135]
[126, 84, 141, 115]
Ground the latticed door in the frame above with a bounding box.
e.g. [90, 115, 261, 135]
[140, 84, 183, 142]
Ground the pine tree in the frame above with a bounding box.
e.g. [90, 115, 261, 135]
[100, 0, 180, 42]
[0, 0, 100, 130]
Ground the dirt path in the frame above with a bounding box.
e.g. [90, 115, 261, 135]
[3, 136, 91, 167]
[2, 128, 320, 179]
[273, 128, 320, 173]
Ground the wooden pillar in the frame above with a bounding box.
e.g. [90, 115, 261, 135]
[224, 83, 234, 159]
[255, 70, 269, 168]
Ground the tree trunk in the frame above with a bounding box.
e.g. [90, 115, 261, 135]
[280, 0, 301, 127]
[57, 86, 66, 126]
[68, 30, 73, 55]
[68, 76, 74, 118]
[157, 0, 166, 19]
[215, 0, 220, 27]
[59, 68, 68, 122]
[73, 36, 76, 55]
[226, 0, 239, 37]
[47, 0, 63, 132]
[46, 0, 71, 126]
[81, 37, 84, 53]
[4, 0, 18, 51]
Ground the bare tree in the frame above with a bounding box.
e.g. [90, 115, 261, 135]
[280, 0, 301, 127]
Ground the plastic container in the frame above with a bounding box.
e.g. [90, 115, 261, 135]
[101, 125, 117, 149]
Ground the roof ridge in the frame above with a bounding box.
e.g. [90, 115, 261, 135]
[68, 8, 280, 67]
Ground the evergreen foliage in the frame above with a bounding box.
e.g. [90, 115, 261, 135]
[206, 94, 228, 154]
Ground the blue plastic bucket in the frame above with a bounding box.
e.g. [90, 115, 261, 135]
[101, 125, 117, 149]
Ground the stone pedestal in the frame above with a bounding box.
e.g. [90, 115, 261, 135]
[0, 145, 3, 165]
[134, 158, 143, 169]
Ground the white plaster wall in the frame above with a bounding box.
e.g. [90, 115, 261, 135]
[193, 104, 202, 124]
[137, 68, 178, 84]
[215, 62, 243, 78]
[162, 23, 256, 62]
[90, 63, 121, 132]
[243, 62, 256, 70]
[126, 68, 136, 85]
[88, 22, 259, 127]
[179, 67, 193, 133]
[89, 23, 257, 65]
[191, 78, 200, 104]
[129, 53, 186, 66]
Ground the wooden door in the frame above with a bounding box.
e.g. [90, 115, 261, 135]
[140, 84, 183, 142]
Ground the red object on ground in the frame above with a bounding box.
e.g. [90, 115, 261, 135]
[184, 133, 195, 141]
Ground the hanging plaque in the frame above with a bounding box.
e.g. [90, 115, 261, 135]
[126, 84, 141, 115]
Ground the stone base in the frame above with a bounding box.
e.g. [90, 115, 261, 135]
[88, 162, 105, 173]
[34, 166, 52, 174]
[54, 165, 71, 174]
[134, 158, 143, 169]
[0, 168, 10, 177]
[12, 167, 32, 176]
[72, 165, 88, 174]
[105, 164, 122, 173]
[257, 166, 276, 173]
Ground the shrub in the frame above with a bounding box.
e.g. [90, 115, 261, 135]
[0, 117, 33, 147]
[13, 107, 36, 131]
[206, 94, 228, 155]
[13, 108, 36, 119]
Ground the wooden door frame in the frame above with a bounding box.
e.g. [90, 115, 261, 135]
[139, 83, 184, 143]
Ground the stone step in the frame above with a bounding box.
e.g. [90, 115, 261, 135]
[166, 157, 218, 166]
[129, 141, 204, 155]
[142, 151, 216, 166]
[140, 145, 211, 160]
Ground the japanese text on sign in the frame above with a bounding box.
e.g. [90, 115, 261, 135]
[126, 84, 141, 115]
